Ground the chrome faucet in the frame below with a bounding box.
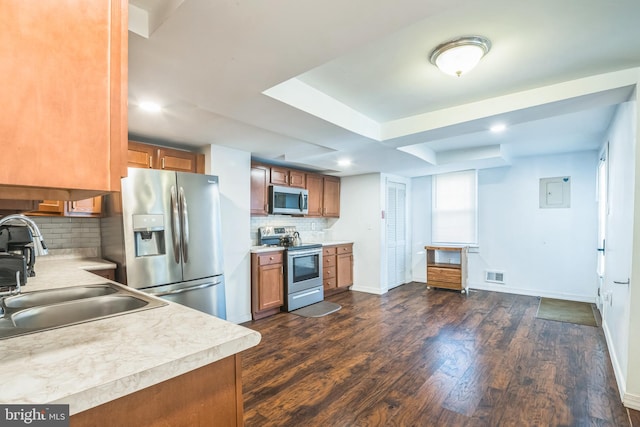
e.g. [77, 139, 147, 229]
[0, 215, 46, 297]
[0, 214, 49, 256]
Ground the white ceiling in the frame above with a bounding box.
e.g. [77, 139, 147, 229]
[128, 0, 640, 177]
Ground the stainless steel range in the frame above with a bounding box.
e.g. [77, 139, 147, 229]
[258, 226, 323, 311]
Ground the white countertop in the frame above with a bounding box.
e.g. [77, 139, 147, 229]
[0, 255, 261, 415]
[250, 241, 353, 253]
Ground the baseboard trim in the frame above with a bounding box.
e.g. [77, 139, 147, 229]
[468, 282, 596, 303]
[624, 392, 640, 410]
[602, 319, 627, 401]
[350, 284, 386, 295]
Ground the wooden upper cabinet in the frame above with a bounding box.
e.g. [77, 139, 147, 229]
[251, 163, 270, 216]
[0, 0, 128, 200]
[270, 167, 305, 188]
[158, 147, 205, 174]
[28, 197, 101, 217]
[128, 141, 156, 169]
[305, 174, 324, 217]
[127, 141, 205, 174]
[323, 176, 341, 218]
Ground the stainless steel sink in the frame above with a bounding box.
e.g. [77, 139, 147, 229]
[3, 284, 118, 309]
[0, 283, 166, 339]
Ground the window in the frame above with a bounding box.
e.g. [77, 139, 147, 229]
[432, 169, 478, 245]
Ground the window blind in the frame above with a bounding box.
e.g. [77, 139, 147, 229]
[432, 170, 477, 245]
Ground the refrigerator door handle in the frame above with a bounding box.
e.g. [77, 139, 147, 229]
[179, 186, 189, 263]
[170, 185, 181, 263]
[147, 280, 222, 297]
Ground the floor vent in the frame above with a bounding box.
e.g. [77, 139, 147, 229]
[485, 270, 505, 284]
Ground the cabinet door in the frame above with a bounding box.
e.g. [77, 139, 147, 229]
[288, 170, 306, 188]
[337, 253, 353, 288]
[0, 0, 127, 196]
[158, 147, 203, 173]
[128, 141, 156, 169]
[66, 197, 102, 216]
[35, 200, 65, 215]
[270, 167, 289, 186]
[306, 174, 324, 217]
[250, 164, 270, 216]
[323, 176, 341, 217]
[258, 263, 284, 311]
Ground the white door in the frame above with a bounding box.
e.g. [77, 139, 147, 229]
[386, 181, 407, 289]
[596, 147, 608, 310]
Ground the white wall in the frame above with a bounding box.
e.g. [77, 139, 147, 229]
[470, 152, 599, 301]
[208, 145, 252, 324]
[410, 175, 431, 282]
[328, 173, 384, 294]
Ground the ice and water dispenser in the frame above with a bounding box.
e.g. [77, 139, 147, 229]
[133, 214, 166, 257]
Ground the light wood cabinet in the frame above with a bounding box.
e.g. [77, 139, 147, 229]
[306, 174, 341, 218]
[70, 355, 244, 427]
[127, 141, 156, 169]
[28, 197, 102, 217]
[251, 251, 284, 320]
[0, 0, 127, 201]
[250, 163, 270, 216]
[323, 243, 353, 296]
[249, 163, 341, 217]
[270, 166, 306, 188]
[127, 141, 205, 174]
[425, 246, 468, 293]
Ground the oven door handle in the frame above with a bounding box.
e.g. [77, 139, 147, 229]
[287, 248, 321, 257]
[147, 280, 222, 297]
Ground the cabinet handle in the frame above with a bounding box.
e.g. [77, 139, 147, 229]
[149, 156, 153, 168]
[162, 158, 165, 169]
[269, 256, 274, 260]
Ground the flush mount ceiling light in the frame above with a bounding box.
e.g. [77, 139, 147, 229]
[429, 36, 491, 77]
[139, 101, 162, 113]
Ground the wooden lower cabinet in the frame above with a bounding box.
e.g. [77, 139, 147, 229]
[251, 251, 284, 320]
[323, 243, 353, 296]
[70, 355, 244, 427]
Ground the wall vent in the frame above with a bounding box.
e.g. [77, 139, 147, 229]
[485, 270, 505, 284]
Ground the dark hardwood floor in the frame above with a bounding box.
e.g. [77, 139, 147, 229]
[241, 282, 629, 426]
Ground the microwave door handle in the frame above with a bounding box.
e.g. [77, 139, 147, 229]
[298, 192, 303, 211]
[170, 186, 181, 264]
[179, 186, 189, 263]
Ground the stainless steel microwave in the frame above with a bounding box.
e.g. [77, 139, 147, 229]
[269, 185, 308, 215]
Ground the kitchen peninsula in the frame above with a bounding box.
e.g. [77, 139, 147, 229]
[0, 254, 261, 426]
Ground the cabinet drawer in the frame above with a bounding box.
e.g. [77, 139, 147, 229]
[323, 247, 336, 256]
[428, 267, 461, 283]
[258, 252, 283, 266]
[323, 255, 336, 268]
[323, 278, 336, 289]
[336, 244, 352, 254]
[323, 267, 335, 279]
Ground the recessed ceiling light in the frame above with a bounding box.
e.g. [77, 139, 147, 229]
[429, 35, 491, 77]
[490, 124, 507, 133]
[139, 101, 162, 113]
[338, 159, 352, 167]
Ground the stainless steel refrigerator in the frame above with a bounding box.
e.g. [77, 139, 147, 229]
[101, 168, 226, 319]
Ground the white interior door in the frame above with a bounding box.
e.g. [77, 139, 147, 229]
[386, 181, 406, 289]
[596, 148, 608, 310]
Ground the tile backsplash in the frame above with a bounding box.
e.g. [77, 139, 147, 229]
[31, 217, 101, 251]
[250, 216, 333, 244]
